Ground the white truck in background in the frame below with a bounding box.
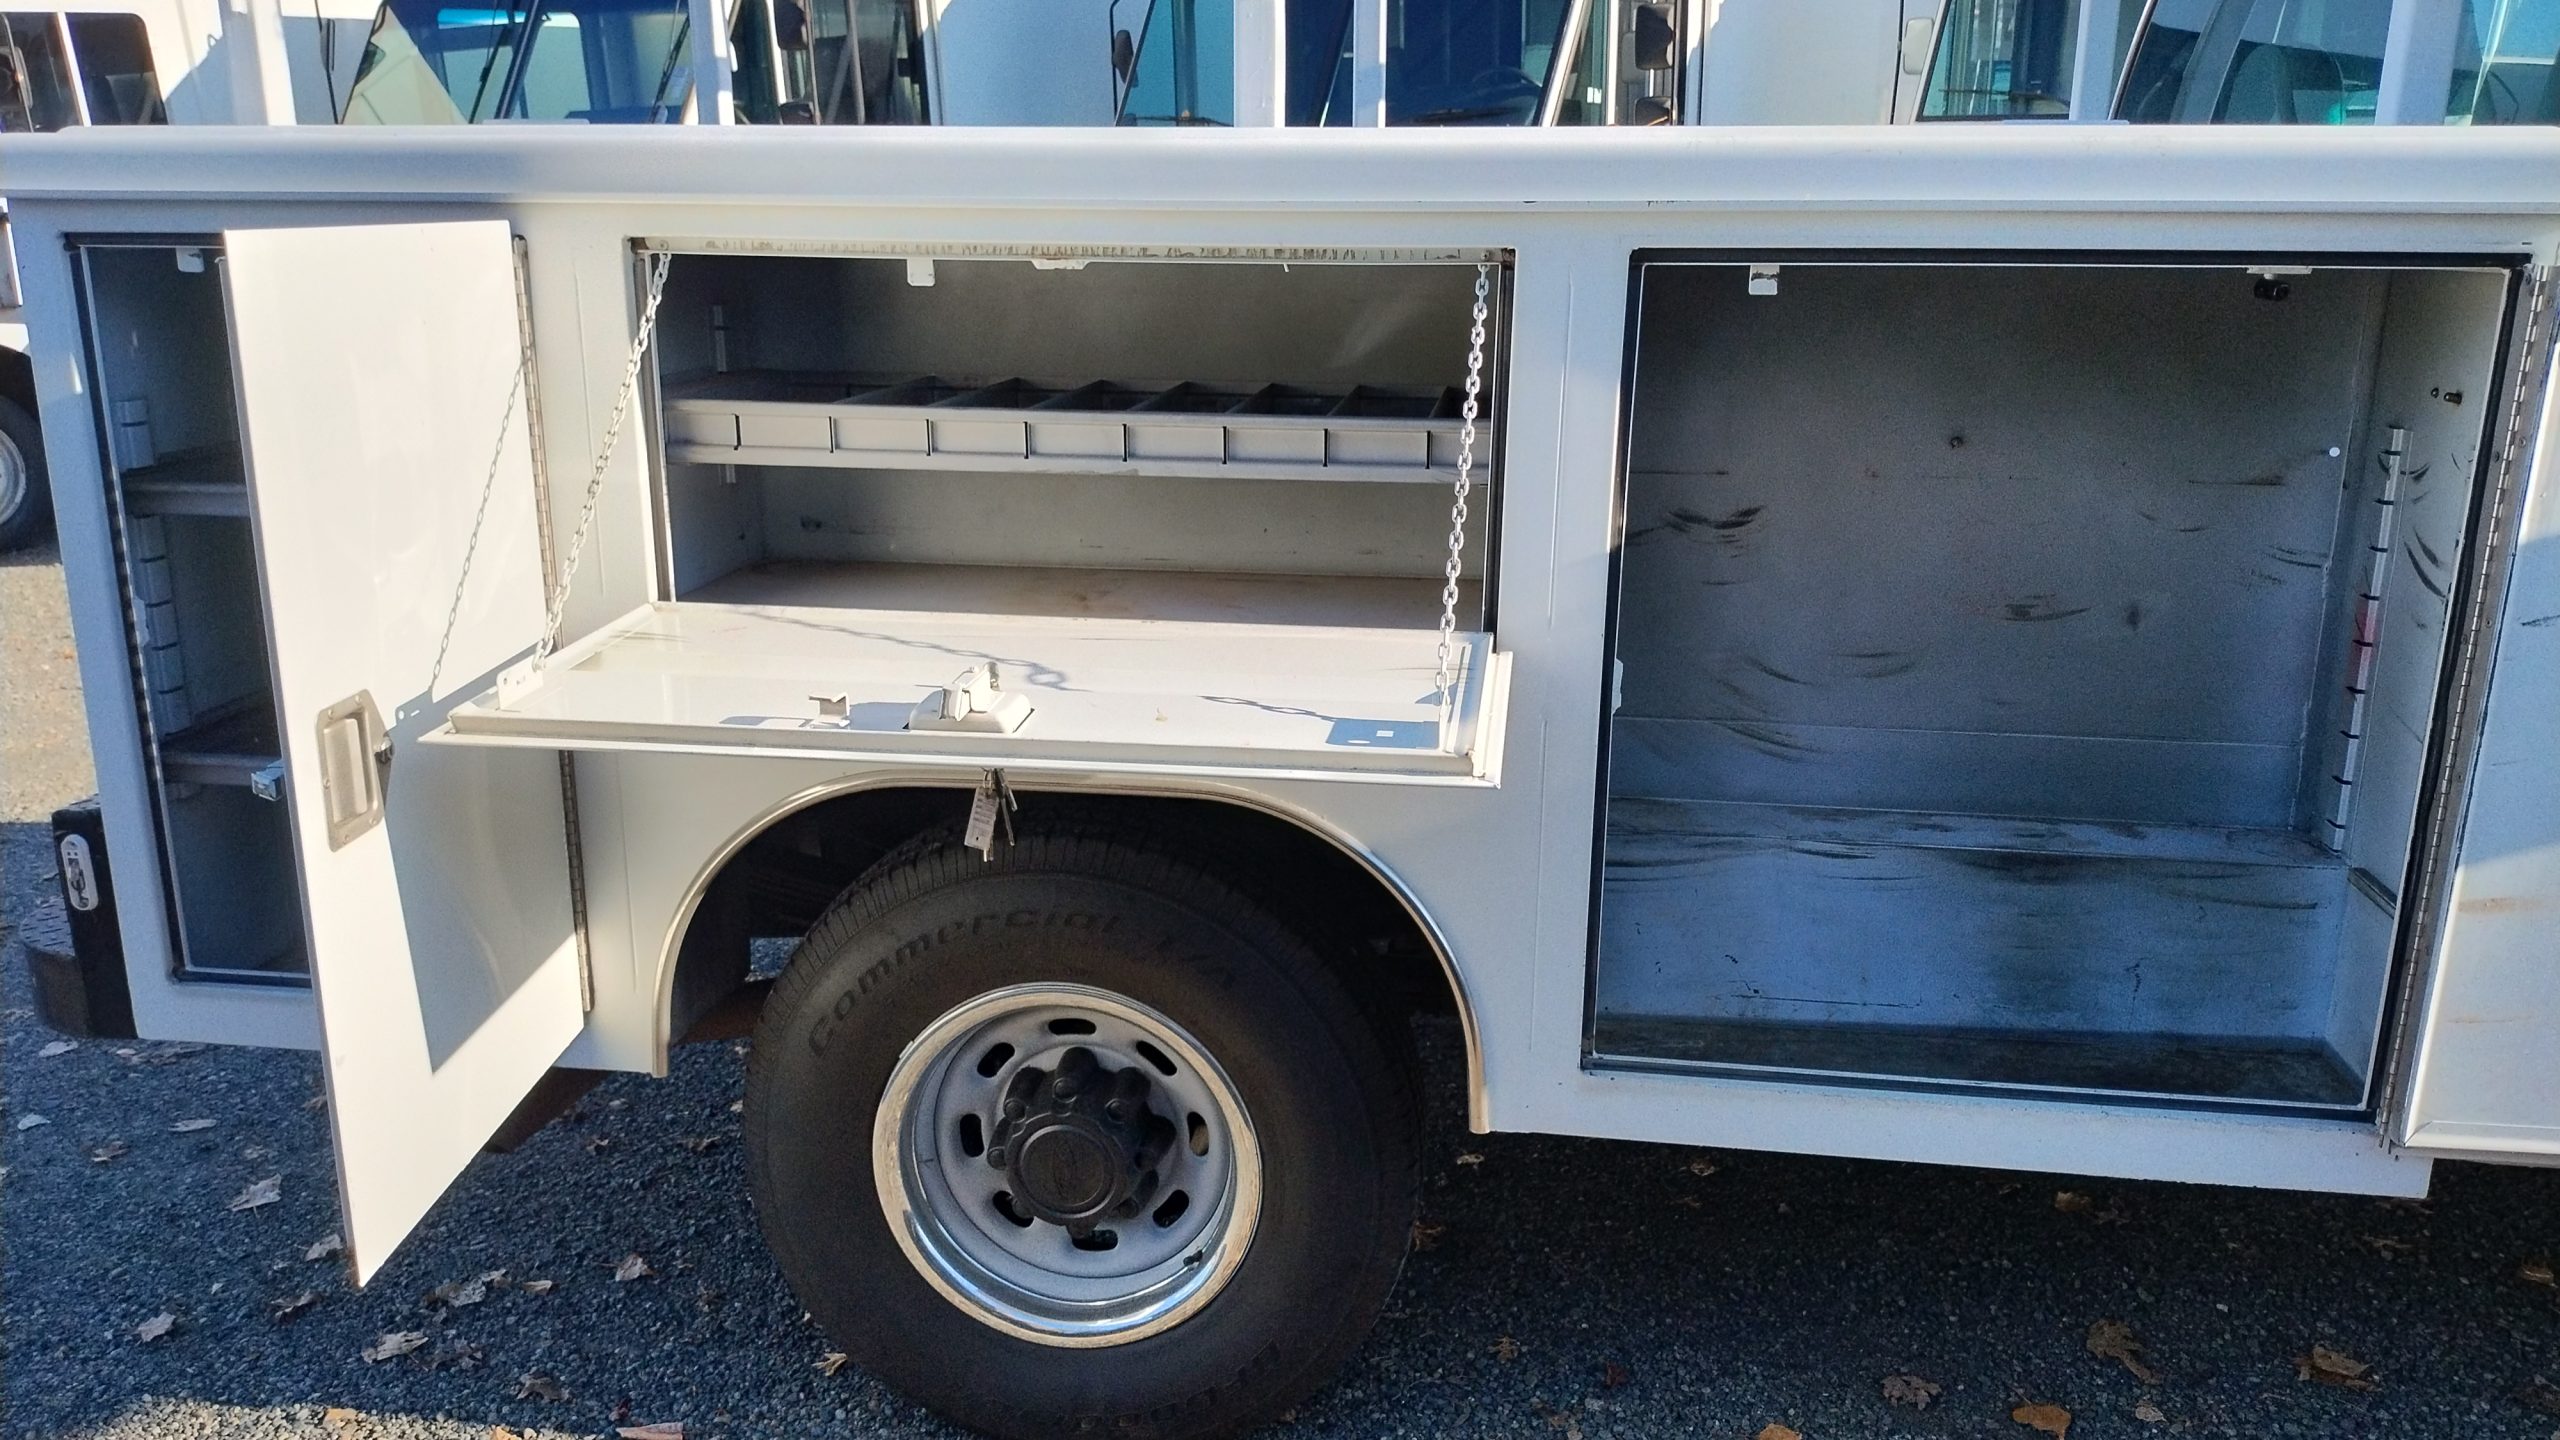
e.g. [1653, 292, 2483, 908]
[0, 0, 367, 546]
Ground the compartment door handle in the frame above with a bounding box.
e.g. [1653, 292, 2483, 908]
[315, 690, 392, 851]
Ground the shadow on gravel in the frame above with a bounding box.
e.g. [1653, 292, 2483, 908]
[2, 808, 2556, 1440]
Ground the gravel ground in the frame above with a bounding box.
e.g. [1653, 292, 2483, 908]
[5, 544, 2559, 1440]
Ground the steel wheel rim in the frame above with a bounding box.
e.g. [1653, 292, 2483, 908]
[0, 427, 27, 529]
[873, 982, 1262, 1347]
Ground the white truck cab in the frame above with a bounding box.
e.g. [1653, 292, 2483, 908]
[6, 121, 2558, 1440]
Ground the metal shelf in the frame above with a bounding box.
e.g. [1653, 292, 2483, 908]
[120, 448, 249, 518]
[158, 702, 282, 787]
[662, 371, 1475, 484]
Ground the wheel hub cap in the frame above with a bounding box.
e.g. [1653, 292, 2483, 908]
[991, 1046, 1172, 1233]
[874, 984, 1262, 1347]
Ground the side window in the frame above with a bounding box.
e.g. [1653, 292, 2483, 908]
[791, 0, 930, 125]
[1114, 0, 1236, 125]
[2118, 0, 2389, 123]
[0, 12, 80, 130]
[1919, 0, 2076, 118]
[65, 12, 164, 122]
[2449, 0, 2560, 124]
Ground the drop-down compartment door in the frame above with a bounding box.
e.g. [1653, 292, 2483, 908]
[224, 220, 583, 1282]
[433, 603, 1511, 786]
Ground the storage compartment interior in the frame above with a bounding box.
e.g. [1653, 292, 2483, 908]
[652, 253, 1491, 623]
[443, 251, 1510, 781]
[1593, 260, 2513, 1108]
[80, 243, 307, 982]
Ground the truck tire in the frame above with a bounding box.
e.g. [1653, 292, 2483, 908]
[0, 397, 51, 552]
[744, 821, 1420, 1440]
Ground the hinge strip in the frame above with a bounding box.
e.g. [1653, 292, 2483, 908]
[2375, 265, 2554, 1139]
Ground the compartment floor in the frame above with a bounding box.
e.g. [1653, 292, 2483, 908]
[1594, 796, 2379, 1107]
[1589, 1015, 2364, 1107]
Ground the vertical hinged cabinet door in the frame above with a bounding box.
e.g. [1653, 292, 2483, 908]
[2394, 273, 2560, 1163]
[223, 220, 585, 1280]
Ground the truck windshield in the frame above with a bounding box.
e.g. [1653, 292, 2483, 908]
[2117, 0, 2388, 123]
[341, 0, 691, 122]
[1114, 0, 1580, 125]
[2449, 0, 2560, 123]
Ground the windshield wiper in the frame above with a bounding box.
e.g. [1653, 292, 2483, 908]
[1401, 103, 1520, 125]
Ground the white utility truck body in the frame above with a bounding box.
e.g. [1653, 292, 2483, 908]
[8, 122, 2560, 1439]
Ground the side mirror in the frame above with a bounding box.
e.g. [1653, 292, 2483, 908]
[1112, 28, 1136, 84]
[1632, 2, 1676, 72]
[774, 0, 808, 52]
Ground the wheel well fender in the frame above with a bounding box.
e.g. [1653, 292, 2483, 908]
[652, 782, 1483, 1124]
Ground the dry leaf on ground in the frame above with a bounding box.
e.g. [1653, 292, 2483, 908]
[2013, 1401, 2073, 1437]
[1412, 1220, 1446, 1252]
[269, 1291, 320, 1322]
[617, 1424, 685, 1439]
[1490, 1336, 1522, 1361]
[38, 1039, 77, 1057]
[15, 1114, 49, 1131]
[679, 1136, 718, 1153]
[1686, 1157, 1719, 1177]
[228, 1176, 283, 1212]
[2133, 1399, 2168, 1424]
[169, 1118, 216, 1133]
[614, 1253, 654, 1282]
[322, 1407, 361, 1431]
[2053, 1190, 2092, 1213]
[1755, 1425, 1803, 1440]
[814, 1352, 850, 1377]
[1455, 1152, 1485, 1166]
[2297, 1345, 2378, 1392]
[2087, 1319, 2162, 1383]
[1881, 1374, 1941, 1409]
[2522, 1258, 2556, 1288]
[135, 1311, 176, 1342]
[89, 1141, 129, 1164]
[517, 1278, 555, 1295]
[491, 1430, 524, 1440]
[306, 1233, 344, 1262]
[360, 1331, 428, 1364]
[424, 1273, 497, 1309]
[514, 1371, 568, 1402]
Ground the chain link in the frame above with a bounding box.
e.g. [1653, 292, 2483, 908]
[423, 353, 528, 698]
[537, 250, 675, 660]
[1433, 262, 1493, 720]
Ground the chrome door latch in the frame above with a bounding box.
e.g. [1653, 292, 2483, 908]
[315, 690, 391, 850]
[908, 663, 1032, 735]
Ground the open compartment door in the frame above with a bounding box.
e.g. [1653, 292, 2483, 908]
[224, 221, 585, 1280]
[2393, 275, 2560, 1163]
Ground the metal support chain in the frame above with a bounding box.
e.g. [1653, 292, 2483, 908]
[1434, 262, 1493, 723]
[537, 250, 676, 660]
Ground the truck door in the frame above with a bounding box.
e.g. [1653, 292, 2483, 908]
[2393, 272, 2560, 1163]
[224, 219, 585, 1280]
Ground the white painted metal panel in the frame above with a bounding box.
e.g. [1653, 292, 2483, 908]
[2397, 286, 2560, 1161]
[434, 600, 1507, 784]
[224, 220, 584, 1282]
